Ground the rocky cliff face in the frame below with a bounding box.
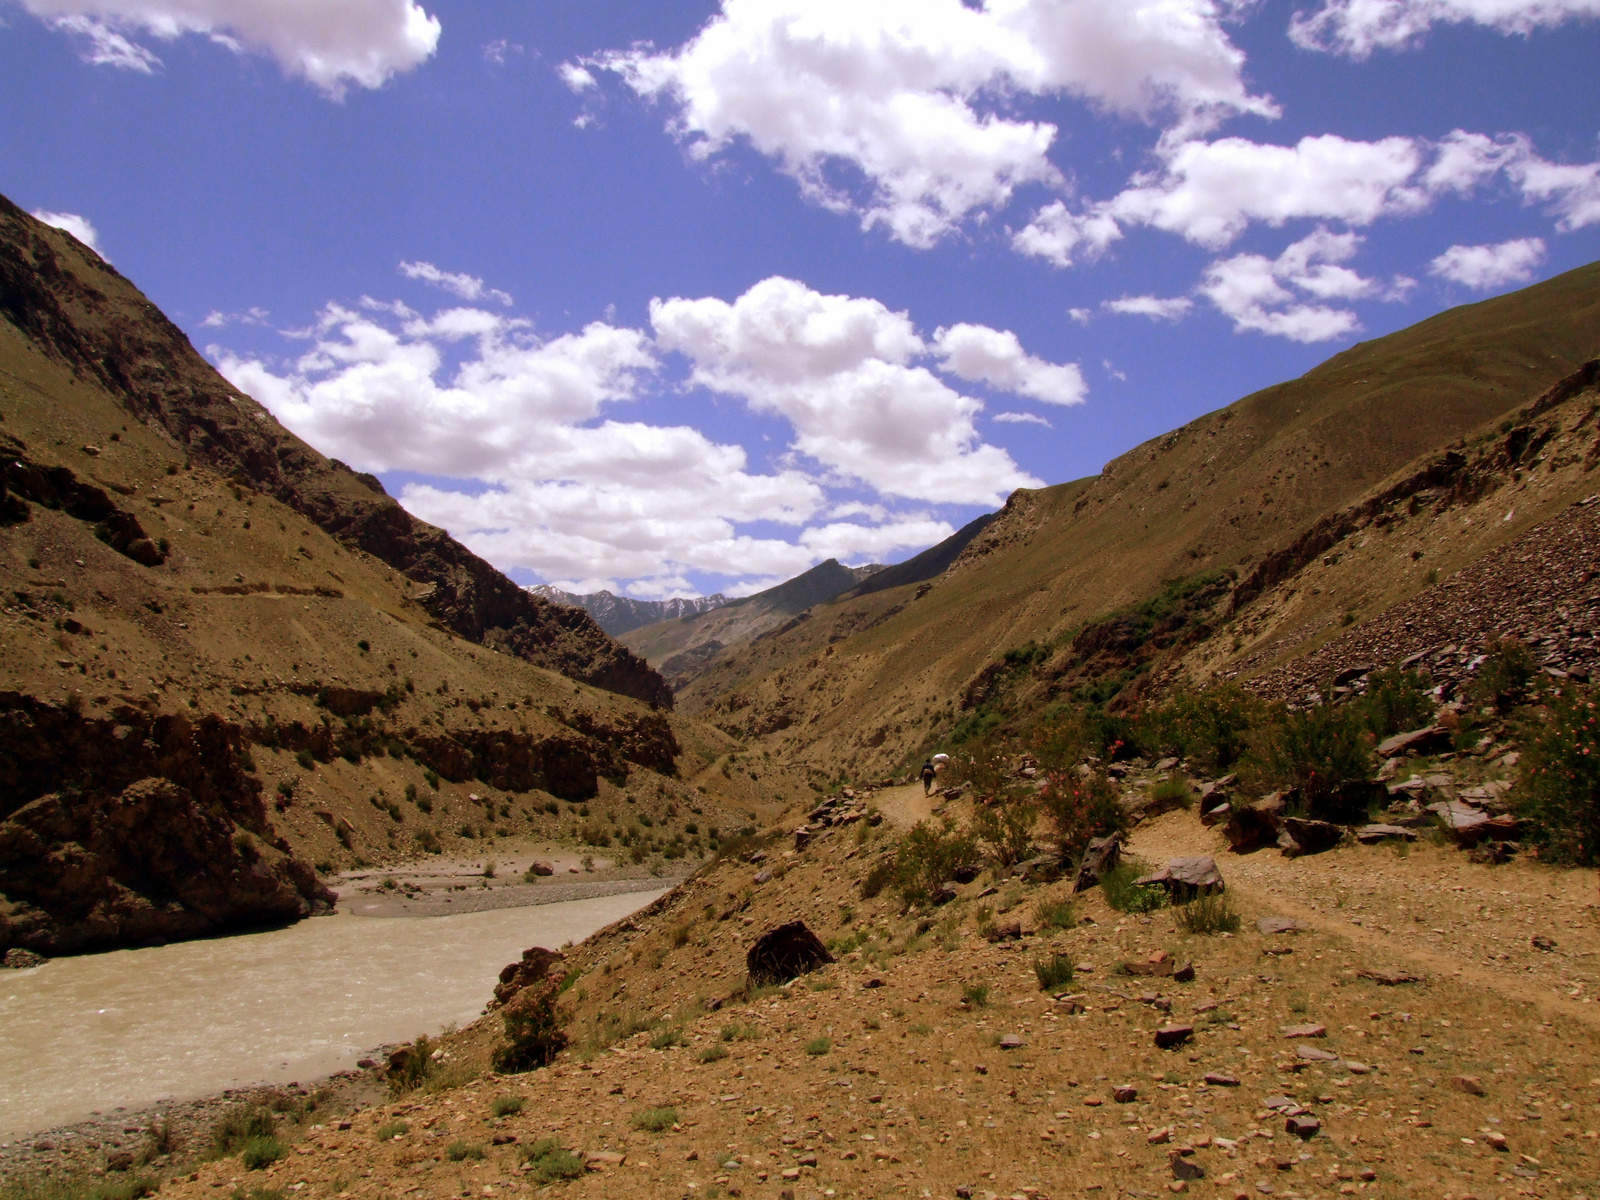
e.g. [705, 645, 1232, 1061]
[528, 586, 730, 637]
[0, 195, 670, 710]
[0, 694, 333, 954]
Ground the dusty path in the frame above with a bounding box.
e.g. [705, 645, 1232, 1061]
[871, 781, 937, 829]
[1129, 806, 1600, 1027]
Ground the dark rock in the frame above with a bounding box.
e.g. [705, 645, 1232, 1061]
[794, 827, 812, 851]
[105, 1152, 133, 1172]
[1286, 1116, 1321, 1139]
[862, 978, 885, 989]
[747, 921, 835, 985]
[1355, 824, 1416, 844]
[356, 1058, 377, 1069]
[1113, 1085, 1138, 1103]
[1278, 818, 1344, 857]
[986, 920, 1023, 943]
[1172, 961, 1195, 983]
[1154, 1024, 1193, 1049]
[1377, 726, 1452, 758]
[1135, 856, 1224, 899]
[1531, 934, 1557, 952]
[1223, 793, 1291, 852]
[931, 883, 959, 906]
[493, 946, 565, 1007]
[1199, 801, 1231, 827]
[1256, 917, 1298, 935]
[1171, 1154, 1206, 1181]
[526, 860, 555, 877]
[1203, 1073, 1239, 1087]
[1450, 1075, 1487, 1096]
[998, 1034, 1026, 1050]
[1322, 778, 1388, 824]
[951, 863, 982, 884]
[1281, 1023, 1326, 1039]
[2, 947, 45, 968]
[1356, 969, 1423, 985]
[1073, 833, 1121, 893]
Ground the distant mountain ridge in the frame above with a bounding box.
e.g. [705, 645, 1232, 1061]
[528, 587, 730, 637]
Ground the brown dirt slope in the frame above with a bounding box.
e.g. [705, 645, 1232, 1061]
[677, 263, 1600, 779]
[0, 195, 669, 710]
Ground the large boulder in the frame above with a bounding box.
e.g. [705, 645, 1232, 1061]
[1278, 818, 1344, 857]
[1377, 726, 1453, 758]
[493, 946, 566, 1007]
[1135, 856, 1224, 900]
[1223, 792, 1291, 853]
[1073, 834, 1122, 893]
[746, 921, 834, 986]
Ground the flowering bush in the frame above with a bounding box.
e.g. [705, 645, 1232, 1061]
[494, 981, 568, 1072]
[1517, 689, 1600, 865]
[1036, 769, 1127, 864]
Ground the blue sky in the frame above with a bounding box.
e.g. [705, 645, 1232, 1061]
[5, 0, 1600, 599]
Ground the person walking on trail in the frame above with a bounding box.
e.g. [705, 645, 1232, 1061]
[921, 759, 937, 795]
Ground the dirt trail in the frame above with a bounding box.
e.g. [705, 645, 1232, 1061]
[1129, 807, 1600, 1027]
[872, 781, 937, 829]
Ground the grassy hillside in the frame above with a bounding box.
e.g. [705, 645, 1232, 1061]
[676, 261, 1600, 779]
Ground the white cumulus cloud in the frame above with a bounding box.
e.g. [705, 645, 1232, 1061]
[1199, 227, 1411, 342]
[23, 0, 441, 95]
[1103, 294, 1193, 320]
[31, 209, 103, 253]
[932, 322, 1087, 406]
[993, 410, 1053, 427]
[650, 276, 1049, 505]
[1428, 237, 1547, 289]
[399, 261, 513, 306]
[1290, 0, 1600, 59]
[591, 0, 1273, 248]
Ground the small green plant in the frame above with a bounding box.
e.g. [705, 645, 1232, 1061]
[1173, 892, 1241, 935]
[424, 768, 441, 789]
[1033, 953, 1076, 991]
[1035, 898, 1076, 930]
[892, 818, 979, 906]
[522, 1140, 585, 1183]
[491, 1097, 524, 1118]
[210, 1105, 276, 1158]
[240, 1136, 286, 1170]
[633, 1107, 678, 1132]
[1471, 639, 1538, 711]
[386, 1036, 436, 1094]
[446, 1141, 485, 1162]
[415, 829, 441, 854]
[1036, 770, 1127, 863]
[804, 1037, 832, 1056]
[720, 1022, 760, 1042]
[650, 1028, 684, 1050]
[961, 983, 990, 1007]
[1101, 860, 1167, 914]
[699, 1043, 728, 1063]
[860, 856, 895, 899]
[908, 1022, 932, 1036]
[295, 749, 315, 770]
[375, 1122, 410, 1141]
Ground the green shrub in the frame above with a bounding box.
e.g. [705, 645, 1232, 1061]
[1033, 953, 1076, 992]
[210, 1104, 276, 1157]
[446, 1141, 485, 1162]
[1352, 668, 1434, 738]
[4, 1176, 165, 1200]
[1515, 688, 1600, 864]
[699, 1043, 728, 1063]
[971, 798, 1040, 869]
[892, 819, 979, 906]
[1136, 686, 1261, 773]
[1247, 701, 1371, 821]
[1036, 770, 1126, 864]
[494, 982, 569, 1072]
[491, 1097, 524, 1118]
[240, 1137, 285, 1170]
[424, 768, 441, 789]
[1148, 773, 1195, 809]
[414, 829, 441, 854]
[1173, 892, 1241, 935]
[649, 1028, 684, 1050]
[804, 1037, 831, 1056]
[720, 1022, 760, 1042]
[633, 1107, 678, 1132]
[386, 1036, 436, 1094]
[961, 983, 989, 1008]
[1101, 860, 1167, 914]
[375, 1122, 410, 1141]
[1470, 639, 1537, 711]
[522, 1140, 585, 1183]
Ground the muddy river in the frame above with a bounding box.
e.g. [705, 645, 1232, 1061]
[0, 889, 665, 1140]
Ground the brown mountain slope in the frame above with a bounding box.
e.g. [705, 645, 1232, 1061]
[0, 203, 770, 958]
[0, 196, 670, 710]
[676, 261, 1600, 777]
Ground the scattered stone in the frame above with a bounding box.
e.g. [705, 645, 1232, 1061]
[1484, 1131, 1509, 1151]
[492, 946, 565, 1007]
[998, 1034, 1026, 1050]
[752, 869, 774, 885]
[746, 921, 835, 985]
[1281, 1024, 1327, 1039]
[1155, 1024, 1194, 1049]
[525, 860, 554, 877]
[1531, 935, 1557, 952]
[1355, 969, 1423, 986]
[1074, 834, 1122, 893]
[1449, 1075, 1487, 1096]
[931, 883, 959, 906]
[986, 921, 1023, 943]
[1285, 1116, 1321, 1140]
[1224, 794, 1290, 852]
[1114, 1086, 1138, 1103]
[863, 978, 886, 989]
[1203, 1073, 1240, 1087]
[1256, 917, 1298, 935]
[1296, 1046, 1338, 1062]
[585, 1150, 626, 1170]
[1199, 802, 1231, 827]
[1340, 1061, 1371, 1075]
[1172, 962, 1196, 983]
[1148, 1127, 1172, 1145]
[105, 1151, 133, 1172]
[1355, 824, 1416, 844]
[1171, 1155, 1206, 1181]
